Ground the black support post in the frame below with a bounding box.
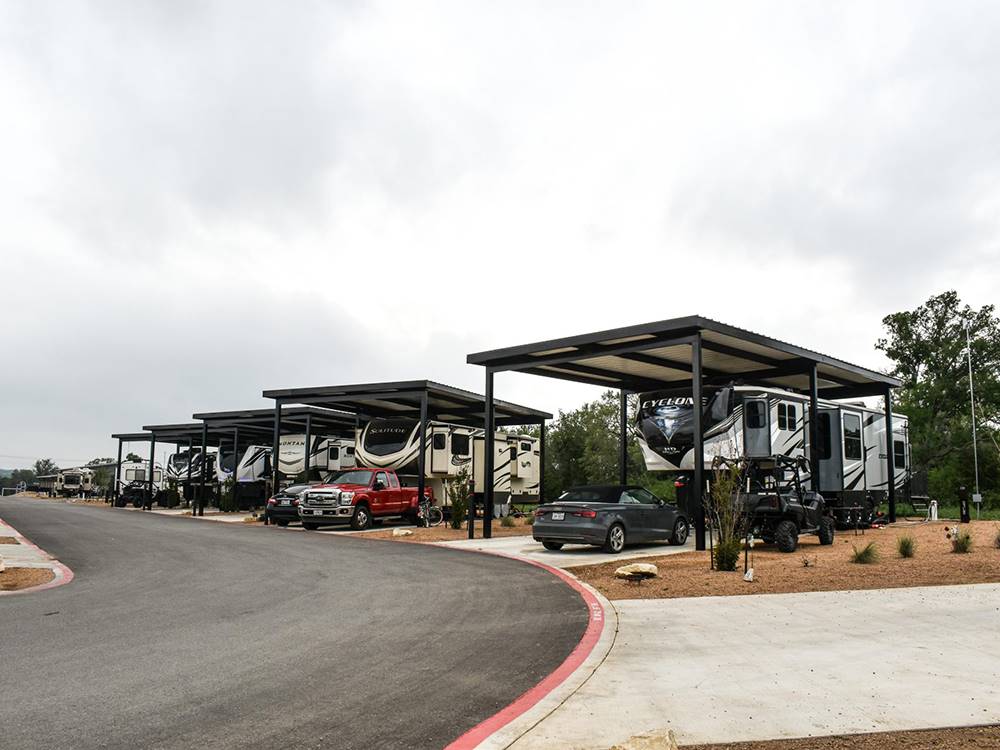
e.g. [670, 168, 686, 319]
[619, 389, 628, 486]
[483, 368, 495, 539]
[186, 437, 193, 508]
[809, 364, 820, 490]
[198, 422, 208, 516]
[417, 392, 428, 514]
[539, 421, 546, 505]
[232, 426, 240, 510]
[146, 435, 156, 510]
[113, 438, 122, 506]
[885, 386, 896, 523]
[303, 414, 312, 482]
[271, 400, 283, 503]
[692, 335, 705, 551]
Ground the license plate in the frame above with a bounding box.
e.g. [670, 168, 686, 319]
[280, 499, 290, 506]
[312, 509, 323, 516]
[551, 512, 564, 520]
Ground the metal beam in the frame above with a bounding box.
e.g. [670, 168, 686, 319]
[270, 400, 282, 522]
[692, 335, 705, 551]
[487, 333, 699, 373]
[186, 436, 193, 508]
[483, 368, 495, 539]
[539, 421, 546, 505]
[619, 390, 628, 485]
[113, 438, 122, 506]
[303, 414, 312, 481]
[146, 434, 156, 511]
[885, 387, 896, 523]
[417, 392, 427, 523]
[198, 422, 208, 516]
[809, 364, 820, 487]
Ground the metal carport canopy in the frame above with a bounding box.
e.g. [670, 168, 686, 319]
[261, 380, 553, 530]
[466, 315, 902, 548]
[192, 406, 359, 436]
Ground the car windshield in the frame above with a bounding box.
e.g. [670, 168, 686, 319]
[328, 470, 373, 486]
[557, 488, 614, 502]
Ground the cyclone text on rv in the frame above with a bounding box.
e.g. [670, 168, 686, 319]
[636, 384, 910, 526]
[355, 417, 540, 514]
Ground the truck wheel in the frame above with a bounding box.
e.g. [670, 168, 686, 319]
[817, 516, 835, 545]
[350, 504, 372, 531]
[303, 523, 318, 531]
[774, 520, 799, 553]
[276, 519, 289, 528]
[670, 518, 689, 546]
[542, 541, 563, 551]
[603, 523, 626, 554]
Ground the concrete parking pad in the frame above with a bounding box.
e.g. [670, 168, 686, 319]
[437, 534, 694, 569]
[509, 584, 1000, 748]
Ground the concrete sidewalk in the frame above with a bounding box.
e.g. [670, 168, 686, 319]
[437, 534, 694, 569]
[0, 516, 74, 593]
[507, 583, 1000, 748]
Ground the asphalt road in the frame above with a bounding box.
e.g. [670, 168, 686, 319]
[0, 498, 588, 750]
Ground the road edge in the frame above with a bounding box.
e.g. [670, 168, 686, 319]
[441, 548, 618, 750]
[0, 517, 75, 596]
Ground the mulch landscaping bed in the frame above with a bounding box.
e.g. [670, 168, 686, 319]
[683, 724, 1000, 749]
[0, 536, 19, 544]
[575, 520, 1000, 601]
[365, 518, 535, 542]
[0, 567, 55, 591]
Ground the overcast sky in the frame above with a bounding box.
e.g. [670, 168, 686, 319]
[1, 1, 998, 469]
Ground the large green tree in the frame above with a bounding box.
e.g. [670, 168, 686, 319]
[33, 458, 59, 476]
[876, 291, 999, 503]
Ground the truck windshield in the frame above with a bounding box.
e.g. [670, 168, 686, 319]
[328, 470, 373, 485]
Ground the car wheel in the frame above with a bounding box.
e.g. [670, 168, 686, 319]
[603, 523, 626, 554]
[350, 504, 372, 531]
[542, 541, 563, 551]
[817, 516, 835, 545]
[774, 519, 799, 553]
[670, 518, 689, 545]
[302, 523, 318, 531]
[276, 519, 289, 527]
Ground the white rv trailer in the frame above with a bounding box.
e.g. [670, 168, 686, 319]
[236, 434, 357, 496]
[636, 384, 910, 523]
[355, 417, 540, 513]
[36, 469, 96, 497]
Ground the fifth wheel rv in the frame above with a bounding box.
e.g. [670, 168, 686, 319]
[235, 435, 357, 506]
[636, 384, 910, 526]
[355, 418, 540, 514]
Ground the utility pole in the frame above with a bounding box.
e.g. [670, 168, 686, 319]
[965, 320, 981, 518]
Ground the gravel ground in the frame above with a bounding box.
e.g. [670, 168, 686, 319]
[0, 567, 54, 590]
[683, 724, 1000, 749]
[575, 520, 1000, 600]
[364, 517, 535, 541]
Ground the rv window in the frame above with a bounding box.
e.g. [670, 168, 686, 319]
[125, 469, 136, 481]
[153, 471, 162, 482]
[520, 442, 531, 452]
[843, 414, 862, 460]
[451, 434, 470, 455]
[134, 469, 146, 482]
[329, 447, 340, 461]
[817, 413, 832, 460]
[894, 440, 906, 469]
[433, 433, 447, 451]
[787, 405, 797, 429]
[746, 400, 766, 429]
[509, 446, 517, 461]
[346, 447, 355, 456]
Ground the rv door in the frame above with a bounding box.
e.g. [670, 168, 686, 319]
[816, 408, 843, 492]
[743, 398, 771, 458]
[430, 427, 449, 473]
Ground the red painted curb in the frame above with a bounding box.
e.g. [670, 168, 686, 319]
[0, 518, 75, 596]
[443, 549, 607, 750]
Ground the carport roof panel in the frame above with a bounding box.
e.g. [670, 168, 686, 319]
[466, 315, 900, 396]
[261, 380, 552, 424]
[191, 406, 359, 434]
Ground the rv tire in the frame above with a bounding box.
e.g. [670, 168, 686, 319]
[818, 516, 835, 545]
[774, 520, 799, 553]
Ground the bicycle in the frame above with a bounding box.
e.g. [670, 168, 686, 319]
[418, 495, 444, 527]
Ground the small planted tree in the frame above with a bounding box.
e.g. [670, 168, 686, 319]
[219, 477, 238, 512]
[705, 456, 750, 571]
[445, 467, 470, 530]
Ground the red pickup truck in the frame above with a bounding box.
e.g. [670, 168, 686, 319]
[296, 468, 429, 530]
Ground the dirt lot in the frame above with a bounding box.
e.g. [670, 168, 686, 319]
[576, 520, 1000, 600]
[0, 536, 19, 544]
[683, 724, 1000, 749]
[364, 517, 534, 542]
[0, 567, 55, 591]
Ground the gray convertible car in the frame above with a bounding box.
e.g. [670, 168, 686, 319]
[533, 485, 689, 553]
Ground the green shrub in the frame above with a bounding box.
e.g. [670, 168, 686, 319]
[713, 539, 742, 572]
[218, 478, 238, 513]
[445, 468, 470, 530]
[500, 514, 516, 528]
[525, 514, 535, 526]
[950, 528, 973, 554]
[850, 542, 880, 564]
[897, 535, 916, 558]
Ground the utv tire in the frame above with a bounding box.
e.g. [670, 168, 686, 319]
[603, 523, 626, 554]
[542, 541, 564, 551]
[670, 518, 689, 546]
[817, 516, 835, 545]
[302, 523, 318, 531]
[350, 504, 372, 531]
[774, 520, 799, 553]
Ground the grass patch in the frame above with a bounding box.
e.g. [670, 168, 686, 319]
[948, 527, 973, 553]
[525, 514, 535, 526]
[897, 535, 916, 558]
[994, 527, 1000, 550]
[500, 514, 516, 528]
[850, 542, 880, 564]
